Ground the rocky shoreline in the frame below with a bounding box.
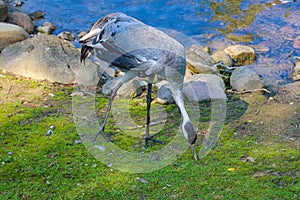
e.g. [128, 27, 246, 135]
[0, 0, 299, 102]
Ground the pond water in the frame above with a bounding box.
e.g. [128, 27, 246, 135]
[11, 0, 300, 81]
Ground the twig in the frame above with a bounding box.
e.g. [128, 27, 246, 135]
[6, 86, 12, 96]
[232, 88, 271, 94]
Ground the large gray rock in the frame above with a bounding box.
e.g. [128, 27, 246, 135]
[183, 74, 227, 101]
[0, 35, 100, 86]
[0, 22, 30, 51]
[7, 12, 34, 34]
[0, 1, 8, 22]
[156, 74, 227, 104]
[230, 67, 264, 92]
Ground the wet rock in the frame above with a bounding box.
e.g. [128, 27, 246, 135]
[7, 12, 34, 34]
[223, 45, 256, 66]
[293, 37, 300, 49]
[57, 31, 75, 41]
[36, 22, 56, 35]
[0, 35, 99, 86]
[28, 10, 45, 21]
[78, 31, 87, 39]
[292, 61, 300, 81]
[211, 50, 233, 67]
[230, 67, 264, 92]
[156, 74, 226, 104]
[185, 44, 217, 74]
[13, 0, 23, 7]
[0, 1, 8, 22]
[0, 22, 30, 51]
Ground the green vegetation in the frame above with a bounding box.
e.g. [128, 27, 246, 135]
[0, 73, 299, 199]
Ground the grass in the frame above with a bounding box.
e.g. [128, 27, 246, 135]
[0, 72, 299, 199]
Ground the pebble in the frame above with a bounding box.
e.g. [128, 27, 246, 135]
[37, 22, 56, 35]
[57, 31, 75, 41]
[29, 10, 45, 21]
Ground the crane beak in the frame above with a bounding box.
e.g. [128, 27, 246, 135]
[190, 145, 198, 161]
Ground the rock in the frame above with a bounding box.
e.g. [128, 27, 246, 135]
[57, 31, 75, 41]
[293, 37, 300, 49]
[28, 10, 45, 21]
[183, 74, 227, 101]
[102, 76, 146, 97]
[0, 35, 100, 86]
[37, 22, 56, 35]
[211, 50, 233, 67]
[185, 44, 217, 74]
[277, 81, 300, 102]
[261, 77, 279, 96]
[155, 80, 174, 104]
[7, 12, 34, 34]
[0, 22, 30, 51]
[230, 67, 264, 92]
[0, 1, 8, 22]
[13, 0, 23, 7]
[223, 45, 256, 66]
[292, 61, 300, 81]
[156, 74, 226, 104]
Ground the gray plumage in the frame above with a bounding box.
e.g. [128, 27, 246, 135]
[80, 12, 198, 160]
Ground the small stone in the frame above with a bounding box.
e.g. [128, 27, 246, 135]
[37, 22, 56, 35]
[74, 139, 82, 144]
[136, 177, 148, 184]
[224, 45, 256, 66]
[57, 31, 75, 41]
[28, 10, 45, 21]
[14, 0, 23, 6]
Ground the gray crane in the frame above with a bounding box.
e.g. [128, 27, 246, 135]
[80, 12, 198, 160]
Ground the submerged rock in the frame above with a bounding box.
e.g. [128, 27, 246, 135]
[0, 22, 30, 51]
[230, 66, 264, 92]
[0, 35, 99, 86]
[224, 45, 256, 66]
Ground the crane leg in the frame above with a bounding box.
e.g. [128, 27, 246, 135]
[93, 71, 137, 142]
[144, 80, 165, 147]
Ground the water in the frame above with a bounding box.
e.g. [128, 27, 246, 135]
[12, 0, 300, 81]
